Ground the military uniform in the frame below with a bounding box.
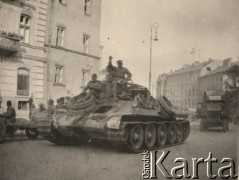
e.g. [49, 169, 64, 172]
[83, 80, 103, 98]
[2, 106, 16, 123]
[106, 59, 132, 99]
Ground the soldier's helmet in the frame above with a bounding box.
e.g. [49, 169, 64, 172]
[117, 60, 123, 64]
[47, 98, 54, 105]
[39, 103, 46, 111]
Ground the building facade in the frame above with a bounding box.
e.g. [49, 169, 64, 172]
[0, 0, 102, 118]
[46, 0, 102, 101]
[0, 0, 48, 118]
[156, 60, 221, 109]
[199, 59, 239, 102]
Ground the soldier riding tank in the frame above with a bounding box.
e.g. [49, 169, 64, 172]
[33, 59, 190, 153]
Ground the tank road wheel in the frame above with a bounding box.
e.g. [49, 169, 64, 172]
[200, 120, 205, 131]
[128, 125, 144, 152]
[144, 124, 156, 149]
[183, 122, 190, 141]
[0, 121, 6, 143]
[176, 123, 183, 143]
[25, 129, 39, 139]
[157, 123, 167, 146]
[167, 124, 177, 145]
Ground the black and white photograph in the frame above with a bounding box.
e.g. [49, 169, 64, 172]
[0, 0, 238, 179]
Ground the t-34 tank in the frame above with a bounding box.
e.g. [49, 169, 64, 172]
[34, 82, 190, 153]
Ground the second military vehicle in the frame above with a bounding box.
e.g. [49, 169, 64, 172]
[197, 90, 237, 132]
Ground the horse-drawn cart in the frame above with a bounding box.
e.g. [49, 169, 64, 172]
[0, 117, 39, 143]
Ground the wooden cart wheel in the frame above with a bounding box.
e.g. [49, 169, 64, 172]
[0, 120, 7, 143]
[25, 129, 39, 139]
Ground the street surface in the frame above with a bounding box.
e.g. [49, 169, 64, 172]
[0, 123, 238, 180]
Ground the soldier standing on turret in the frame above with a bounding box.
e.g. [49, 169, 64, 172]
[106, 56, 132, 100]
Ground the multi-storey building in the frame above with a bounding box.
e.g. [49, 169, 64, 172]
[156, 59, 221, 109]
[157, 74, 167, 98]
[46, 0, 102, 100]
[0, 0, 102, 118]
[199, 59, 239, 102]
[0, 0, 48, 118]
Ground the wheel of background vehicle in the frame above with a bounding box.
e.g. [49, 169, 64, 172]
[183, 122, 190, 141]
[200, 121, 204, 131]
[167, 124, 177, 145]
[158, 96, 175, 117]
[0, 121, 6, 143]
[144, 124, 156, 149]
[157, 123, 167, 146]
[128, 125, 144, 152]
[25, 128, 39, 139]
[222, 120, 228, 132]
[176, 123, 183, 143]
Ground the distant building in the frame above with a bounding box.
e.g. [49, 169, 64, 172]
[156, 74, 167, 98]
[0, 0, 48, 118]
[156, 59, 222, 109]
[46, 0, 102, 101]
[199, 59, 239, 102]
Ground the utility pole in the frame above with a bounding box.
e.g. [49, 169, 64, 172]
[149, 23, 159, 93]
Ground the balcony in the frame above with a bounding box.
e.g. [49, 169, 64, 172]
[0, 33, 21, 54]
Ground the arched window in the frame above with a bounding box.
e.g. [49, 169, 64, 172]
[17, 68, 30, 96]
[19, 14, 31, 43]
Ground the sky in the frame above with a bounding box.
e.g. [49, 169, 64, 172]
[99, 0, 239, 93]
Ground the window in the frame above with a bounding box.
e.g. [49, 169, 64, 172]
[17, 68, 30, 96]
[18, 101, 28, 110]
[56, 27, 65, 47]
[84, 0, 91, 15]
[59, 0, 67, 4]
[83, 34, 89, 53]
[19, 15, 31, 43]
[82, 70, 90, 87]
[54, 65, 63, 83]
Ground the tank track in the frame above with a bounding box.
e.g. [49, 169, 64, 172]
[107, 121, 190, 153]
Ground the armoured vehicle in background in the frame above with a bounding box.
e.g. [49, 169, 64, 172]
[33, 80, 190, 153]
[196, 90, 237, 132]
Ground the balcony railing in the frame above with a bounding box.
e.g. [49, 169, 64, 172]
[0, 33, 21, 53]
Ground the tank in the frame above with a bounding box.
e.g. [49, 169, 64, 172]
[33, 82, 190, 153]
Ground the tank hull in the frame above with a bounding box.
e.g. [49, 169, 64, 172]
[33, 82, 191, 152]
[35, 98, 190, 152]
